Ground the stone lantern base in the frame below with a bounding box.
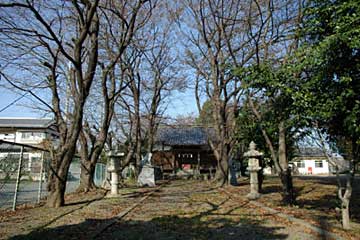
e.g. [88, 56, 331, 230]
[246, 192, 261, 200]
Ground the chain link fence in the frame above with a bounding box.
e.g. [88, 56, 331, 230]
[0, 140, 106, 210]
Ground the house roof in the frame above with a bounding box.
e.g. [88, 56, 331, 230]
[294, 147, 325, 158]
[0, 118, 55, 129]
[155, 126, 216, 146]
[0, 139, 47, 153]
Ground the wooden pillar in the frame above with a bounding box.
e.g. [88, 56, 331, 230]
[172, 152, 176, 174]
[197, 152, 200, 174]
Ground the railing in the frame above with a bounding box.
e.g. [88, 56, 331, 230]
[0, 140, 106, 210]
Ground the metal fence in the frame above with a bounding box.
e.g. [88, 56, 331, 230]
[0, 140, 106, 210]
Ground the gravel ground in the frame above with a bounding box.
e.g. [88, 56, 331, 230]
[0, 180, 343, 240]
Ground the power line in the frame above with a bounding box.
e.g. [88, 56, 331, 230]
[0, 92, 28, 113]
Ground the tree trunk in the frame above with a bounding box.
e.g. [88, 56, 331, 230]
[135, 138, 142, 175]
[339, 170, 353, 229]
[47, 152, 73, 208]
[211, 96, 231, 186]
[47, 177, 66, 208]
[279, 169, 294, 205]
[258, 169, 264, 192]
[278, 121, 295, 205]
[215, 160, 229, 186]
[317, 129, 354, 230]
[214, 142, 229, 186]
[341, 197, 351, 230]
[78, 160, 96, 192]
[134, 109, 141, 176]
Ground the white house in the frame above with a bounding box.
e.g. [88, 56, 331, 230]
[0, 118, 58, 144]
[0, 118, 58, 179]
[292, 148, 349, 175]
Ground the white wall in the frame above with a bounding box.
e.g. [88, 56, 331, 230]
[0, 133, 16, 141]
[15, 131, 46, 144]
[296, 159, 329, 175]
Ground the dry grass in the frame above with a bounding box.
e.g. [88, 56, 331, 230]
[225, 175, 360, 239]
[0, 177, 359, 239]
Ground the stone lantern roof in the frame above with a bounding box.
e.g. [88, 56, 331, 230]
[244, 141, 263, 158]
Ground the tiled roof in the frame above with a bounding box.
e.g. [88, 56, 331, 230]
[156, 127, 216, 146]
[294, 147, 325, 157]
[0, 118, 54, 128]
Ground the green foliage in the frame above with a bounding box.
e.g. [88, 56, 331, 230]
[195, 100, 216, 126]
[235, 0, 360, 157]
[234, 102, 269, 156]
[234, 61, 311, 129]
[300, 0, 360, 152]
[238, 60, 308, 127]
[233, 62, 303, 163]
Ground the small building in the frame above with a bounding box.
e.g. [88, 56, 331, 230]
[152, 126, 217, 175]
[0, 118, 58, 145]
[292, 147, 349, 175]
[0, 118, 58, 179]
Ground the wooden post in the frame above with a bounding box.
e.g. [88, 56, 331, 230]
[37, 152, 45, 204]
[197, 152, 201, 175]
[13, 146, 24, 211]
[172, 153, 176, 174]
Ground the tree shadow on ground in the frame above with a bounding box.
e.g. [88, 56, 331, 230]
[10, 187, 288, 240]
[295, 176, 360, 224]
[65, 195, 106, 207]
[260, 185, 282, 194]
[260, 184, 306, 200]
[10, 213, 288, 240]
[297, 193, 360, 224]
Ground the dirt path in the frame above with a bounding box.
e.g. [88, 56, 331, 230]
[98, 181, 319, 240]
[0, 180, 346, 240]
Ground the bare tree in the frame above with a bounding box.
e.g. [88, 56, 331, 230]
[118, 47, 143, 174]
[0, 1, 101, 207]
[142, 22, 183, 154]
[77, 0, 153, 192]
[116, 2, 184, 175]
[180, 0, 266, 185]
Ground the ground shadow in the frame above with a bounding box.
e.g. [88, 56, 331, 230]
[260, 184, 306, 201]
[260, 185, 282, 194]
[65, 195, 106, 207]
[295, 176, 360, 223]
[10, 186, 288, 240]
[10, 213, 288, 240]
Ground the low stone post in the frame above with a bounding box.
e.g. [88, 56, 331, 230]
[107, 150, 124, 196]
[138, 153, 156, 187]
[244, 141, 263, 200]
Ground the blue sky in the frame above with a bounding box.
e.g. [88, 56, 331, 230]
[0, 89, 39, 118]
[166, 89, 199, 117]
[0, 1, 201, 120]
[0, 86, 199, 119]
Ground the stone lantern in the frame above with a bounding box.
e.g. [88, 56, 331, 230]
[107, 150, 124, 196]
[244, 141, 263, 200]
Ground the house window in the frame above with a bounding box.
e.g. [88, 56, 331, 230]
[296, 161, 305, 168]
[21, 132, 44, 139]
[315, 160, 323, 168]
[31, 156, 41, 162]
[33, 132, 44, 138]
[21, 132, 33, 139]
